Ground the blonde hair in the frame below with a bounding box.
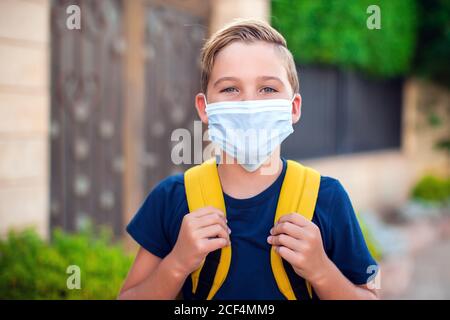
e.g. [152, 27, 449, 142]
[200, 19, 299, 94]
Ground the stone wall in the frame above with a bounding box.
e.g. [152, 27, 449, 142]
[0, 0, 50, 238]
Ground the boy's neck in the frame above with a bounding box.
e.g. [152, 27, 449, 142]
[217, 152, 283, 199]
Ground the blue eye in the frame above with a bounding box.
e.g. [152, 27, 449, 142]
[221, 87, 238, 93]
[261, 87, 277, 93]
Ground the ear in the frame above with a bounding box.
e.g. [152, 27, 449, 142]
[195, 93, 208, 124]
[291, 93, 302, 124]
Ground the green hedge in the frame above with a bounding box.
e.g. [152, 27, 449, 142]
[271, 0, 417, 78]
[0, 228, 133, 299]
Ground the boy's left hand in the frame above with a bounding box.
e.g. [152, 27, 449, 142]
[267, 213, 331, 285]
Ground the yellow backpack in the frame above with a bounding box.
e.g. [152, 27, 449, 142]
[184, 158, 321, 300]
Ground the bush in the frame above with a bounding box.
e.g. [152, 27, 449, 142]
[0, 228, 133, 299]
[411, 175, 450, 204]
[271, 0, 417, 78]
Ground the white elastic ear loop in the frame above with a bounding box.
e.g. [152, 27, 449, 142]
[202, 94, 209, 109]
[291, 94, 298, 104]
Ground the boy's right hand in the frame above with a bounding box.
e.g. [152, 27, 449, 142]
[170, 206, 230, 276]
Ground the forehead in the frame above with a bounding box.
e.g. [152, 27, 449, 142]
[210, 41, 289, 82]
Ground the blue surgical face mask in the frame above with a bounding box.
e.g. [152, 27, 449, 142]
[204, 96, 295, 172]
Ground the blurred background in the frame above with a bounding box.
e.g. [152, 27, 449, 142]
[0, 0, 449, 299]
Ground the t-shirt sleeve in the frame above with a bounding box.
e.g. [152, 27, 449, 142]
[327, 180, 379, 285]
[126, 176, 181, 258]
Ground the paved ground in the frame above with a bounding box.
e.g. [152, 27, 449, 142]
[389, 238, 450, 299]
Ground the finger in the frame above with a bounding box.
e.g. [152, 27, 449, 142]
[197, 224, 230, 241]
[270, 221, 304, 239]
[201, 237, 229, 253]
[277, 213, 310, 227]
[190, 206, 226, 219]
[195, 212, 228, 229]
[267, 234, 300, 251]
[274, 245, 302, 267]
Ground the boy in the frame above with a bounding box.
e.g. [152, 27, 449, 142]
[119, 19, 379, 300]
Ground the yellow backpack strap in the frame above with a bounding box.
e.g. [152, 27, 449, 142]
[184, 158, 231, 300]
[271, 160, 321, 300]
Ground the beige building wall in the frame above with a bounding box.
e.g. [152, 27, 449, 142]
[0, 0, 50, 238]
[209, 0, 270, 33]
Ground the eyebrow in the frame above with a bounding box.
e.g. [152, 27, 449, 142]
[213, 76, 239, 88]
[212, 76, 284, 88]
[256, 76, 284, 84]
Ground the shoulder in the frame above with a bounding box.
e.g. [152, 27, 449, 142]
[314, 175, 356, 231]
[150, 173, 185, 195]
[141, 172, 188, 214]
[313, 175, 360, 251]
[138, 173, 187, 223]
[317, 175, 349, 207]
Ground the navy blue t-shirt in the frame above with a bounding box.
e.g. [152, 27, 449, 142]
[126, 158, 377, 299]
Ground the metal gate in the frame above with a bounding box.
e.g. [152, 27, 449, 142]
[50, 0, 125, 235]
[50, 0, 208, 236]
[283, 66, 402, 159]
[143, 1, 207, 190]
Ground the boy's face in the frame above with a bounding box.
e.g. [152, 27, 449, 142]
[195, 41, 301, 125]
